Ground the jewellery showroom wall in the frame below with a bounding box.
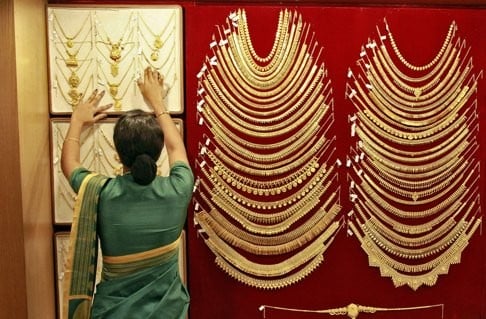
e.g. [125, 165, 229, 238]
[48, 1, 485, 319]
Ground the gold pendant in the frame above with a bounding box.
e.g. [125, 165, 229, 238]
[110, 43, 123, 62]
[154, 36, 163, 49]
[414, 88, 422, 98]
[111, 63, 119, 77]
[151, 50, 159, 62]
[108, 84, 119, 97]
[65, 53, 78, 68]
[114, 99, 122, 111]
[68, 88, 80, 105]
[68, 72, 80, 88]
[66, 39, 74, 48]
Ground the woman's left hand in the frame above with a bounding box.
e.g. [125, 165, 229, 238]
[71, 90, 112, 126]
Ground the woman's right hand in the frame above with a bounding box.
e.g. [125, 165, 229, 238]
[137, 67, 166, 112]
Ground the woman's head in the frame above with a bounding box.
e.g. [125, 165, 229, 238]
[114, 109, 164, 185]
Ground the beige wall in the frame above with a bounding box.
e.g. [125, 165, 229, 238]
[15, 0, 56, 318]
[0, 0, 55, 317]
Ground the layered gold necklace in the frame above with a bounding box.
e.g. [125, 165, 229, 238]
[193, 9, 341, 289]
[346, 19, 482, 290]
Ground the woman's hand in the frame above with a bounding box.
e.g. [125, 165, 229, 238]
[137, 67, 166, 112]
[71, 89, 112, 127]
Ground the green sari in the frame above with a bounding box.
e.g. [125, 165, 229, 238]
[65, 162, 193, 319]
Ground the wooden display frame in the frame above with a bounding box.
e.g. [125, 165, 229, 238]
[47, 5, 184, 115]
[50, 117, 183, 225]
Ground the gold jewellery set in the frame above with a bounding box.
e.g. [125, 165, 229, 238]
[49, 8, 178, 111]
[346, 19, 482, 290]
[193, 9, 342, 289]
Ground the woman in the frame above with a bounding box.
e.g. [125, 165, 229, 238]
[61, 67, 194, 319]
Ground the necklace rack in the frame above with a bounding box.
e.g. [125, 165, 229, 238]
[345, 20, 482, 290]
[193, 9, 341, 288]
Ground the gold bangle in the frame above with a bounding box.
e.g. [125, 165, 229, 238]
[65, 137, 80, 143]
[156, 110, 170, 118]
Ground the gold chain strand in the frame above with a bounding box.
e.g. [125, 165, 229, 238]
[348, 217, 481, 290]
[360, 159, 474, 202]
[351, 66, 466, 126]
[202, 83, 327, 133]
[355, 73, 474, 134]
[353, 192, 468, 242]
[205, 62, 327, 121]
[223, 18, 303, 88]
[195, 208, 336, 255]
[356, 197, 459, 237]
[359, 153, 471, 191]
[198, 203, 340, 255]
[259, 302, 445, 318]
[225, 18, 297, 83]
[137, 11, 175, 62]
[356, 106, 463, 141]
[384, 19, 455, 71]
[365, 56, 473, 115]
[211, 133, 330, 172]
[215, 251, 324, 290]
[215, 33, 316, 104]
[357, 127, 476, 175]
[355, 120, 476, 174]
[52, 17, 93, 69]
[208, 45, 321, 109]
[227, 12, 302, 80]
[358, 167, 477, 207]
[351, 172, 471, 219]
[358, 47, 469, 111]
[356, 109, 468, 146]
[205, 167, 334, 219]
[353, 217, 479, 274]
[51, 11, 92, 49]
[195, 197, 340, 247]
[209, 124, 331, 169]
[205, 114, 321, 151]
[361, 219, 469, 260]
[205, 188, 326, 236]
[203, 220, 340, 277]
[198, 177, 335, 235]
[375, 21, 456, 82]
[98, 57, 136, 111]
[359, 200, 477, 258]
[210, 46, 313, 111]
[376, 27, 456, 84]
[231, 10, 290, 76]
[232, 9, 289, 73]
[352, 175, 474, 223]
[199, 172, 328, 222]
[207, 155, 321, 189]
[202, 96, 328, 138]
[361, 56, 471, 113]
[363, 53, 471, 111]
[372, 42, 456, 98]
[357, 125, 473, 166]
[202, 88, 328, 136]
[368, 43, 456, 99]
[206, 115, 333, 163]
[236, 9, 286, 65]
[209, 224, 340, 289]
[349, 73, 463, 133]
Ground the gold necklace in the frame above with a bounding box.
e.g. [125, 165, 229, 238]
[384, 19, 455, 71]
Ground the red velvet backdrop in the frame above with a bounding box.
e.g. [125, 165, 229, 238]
[47, 1, 486, 318]
[184, 5, 486, 319]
